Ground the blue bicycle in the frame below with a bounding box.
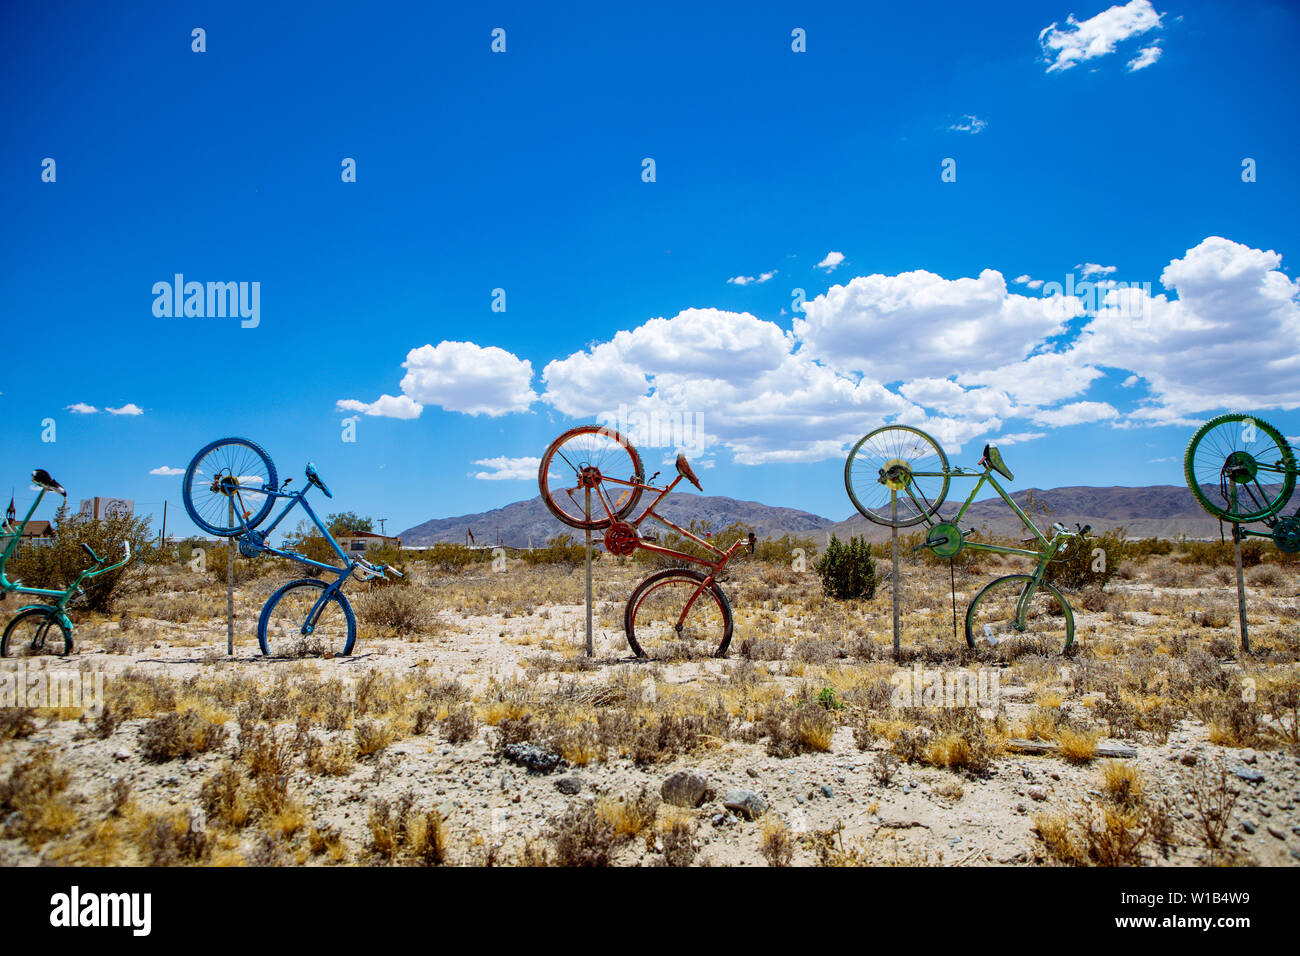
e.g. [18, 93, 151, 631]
[181, 437, 401, 657]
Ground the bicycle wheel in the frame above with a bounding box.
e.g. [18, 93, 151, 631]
[183, 437, 278, 537]
[965, 574, 1074, 654]
[1184, 413, 1295, 523]
[2, 606, 72, 658]
[539, 425, 644, 531]
[258, 579, 356, 657]
[845, 425, 949, 527]
[624, 568, 733, 659]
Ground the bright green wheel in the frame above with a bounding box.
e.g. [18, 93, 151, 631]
[1184, 413, 1295, 523]
[845, 425, 949, 527]
[965, 574, 1074, 654]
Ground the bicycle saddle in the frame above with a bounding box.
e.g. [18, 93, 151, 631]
[675, 454, 703, 491]
[305, 463, 333, 498]
[981, 444, 1014, 481]
[31, 469, 66, 496]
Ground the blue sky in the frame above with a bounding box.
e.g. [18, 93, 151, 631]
[2, 0, 1298, 540]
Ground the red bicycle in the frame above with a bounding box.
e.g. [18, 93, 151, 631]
[539, 425, 745, 658]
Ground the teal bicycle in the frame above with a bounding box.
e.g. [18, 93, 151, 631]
[845, 426, 1087, 653]
[0, 470, 133, 657]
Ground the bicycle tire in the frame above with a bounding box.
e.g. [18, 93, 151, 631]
[183, 437, 279, 537]
[257, 578, 356, 657]
[1184, 413, 1295, 523]
[964, 574, 1074, 654]
[539, 425, 644, 531]
[624, 568, 733, 659]
[845, 425, 950, 527]
[2, 606, 72, 657]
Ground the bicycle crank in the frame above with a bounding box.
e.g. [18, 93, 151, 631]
[1273, 516, 1300, 554]
[603, 521, 639, 556]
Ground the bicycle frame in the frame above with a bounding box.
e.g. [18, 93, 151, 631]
[226, 480, 353, 578]
[905, 465, 1068, 562]
[583, 468, 748, 630]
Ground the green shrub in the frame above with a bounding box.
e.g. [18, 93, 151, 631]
[4, 505, 151, 612]
[814, 535, 877, 600]
[1044, 528, 1124, 591]
[522, 534, 593, 566]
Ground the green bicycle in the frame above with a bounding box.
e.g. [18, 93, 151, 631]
[1183, 412, 1300, 552]
[844, 426, 1087, 653]
[0, 469, 133, 657]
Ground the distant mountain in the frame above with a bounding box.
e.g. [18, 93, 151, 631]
[400, 484, 1260, 548]
[823, 485, 1243, 542]
[399, 493, 834, 547]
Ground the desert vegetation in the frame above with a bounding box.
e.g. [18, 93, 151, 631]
[0, 531, 1297, 866]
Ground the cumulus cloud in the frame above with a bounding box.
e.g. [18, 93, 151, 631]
[336, 394, 422, 420]
[149, 466, 184, 476]
[471, 456, 541, 481]
[338, 340, 537, 420]
[816, 251, 845, 272]
[793, 268, 1081, 383]
[1013, 274, 1045, 290]
[66, 403, 98, 414]
[1030, 401, 1120, 427]
[1040, 0, 1163, 73]
[106, 403, 143, 416]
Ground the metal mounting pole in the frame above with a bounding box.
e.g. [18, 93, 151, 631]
[226, 496, 235, 656]
[891, 490, 900, 661]
[1228, 487, 1249, 655]
[584, 486, 594, 658]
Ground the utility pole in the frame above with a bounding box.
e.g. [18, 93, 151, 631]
[377, 517, 387, 536]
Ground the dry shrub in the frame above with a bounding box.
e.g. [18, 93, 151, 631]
[354, 587, 437, 634]
[368, 791, 449, 865]
[597, 786, 659, 839]
[1057, 727, 1099, 763]
[0, 747, 77, 848]
[657, 813, 697, 867]
[354, 718, 397, 757]
[200, 760, 252, 829]
[139, 709, 228, 762]
[760, 818, 795, 867]
[763, 701, 835, 758]
[550, 801, 618, 867]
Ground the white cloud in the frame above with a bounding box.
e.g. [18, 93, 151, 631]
[994, 432, 1047, 445]
[339, 340, 537, 420]
[727, 270, 777, 286]
[1127, 43, 1162, 71]
[794, 268, 1081, 383]
[471, 456, 541, 481]
[1030, 401, 1120, 427]
[1014, 274, 1045, 290]
[1071, 236, 1300, 416]
[66, 403, 98, 414]
[1121, 374, 1140, 387]
[1040, 0, 1163, 73]
[816, 251, 845, 272]
[150, 466, 184, 476]
[336, 394, 423, 420]
[948, 114, 988, 134]
[106, 403, 143, 416]
[1076, 262, 1118, 276]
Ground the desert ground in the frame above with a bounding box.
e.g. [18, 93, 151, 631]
[1, 543, 1297, 867]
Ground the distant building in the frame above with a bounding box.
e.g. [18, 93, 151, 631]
[2, 519, 56, 550]
[335, 530, 402, 554]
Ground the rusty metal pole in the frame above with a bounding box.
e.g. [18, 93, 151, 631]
[585, 486, 593, 657]
[227, 496, 235, 656]
[891, 489, 900, 661]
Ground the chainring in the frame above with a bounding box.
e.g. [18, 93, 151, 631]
[603, 521, 639, 556]
[1273, 516, 1300, 554]
[926, 521, 963, 558]
[237, 530, 266, 558]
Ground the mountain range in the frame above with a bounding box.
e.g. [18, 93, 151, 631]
[399, 485, 1239, 547]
